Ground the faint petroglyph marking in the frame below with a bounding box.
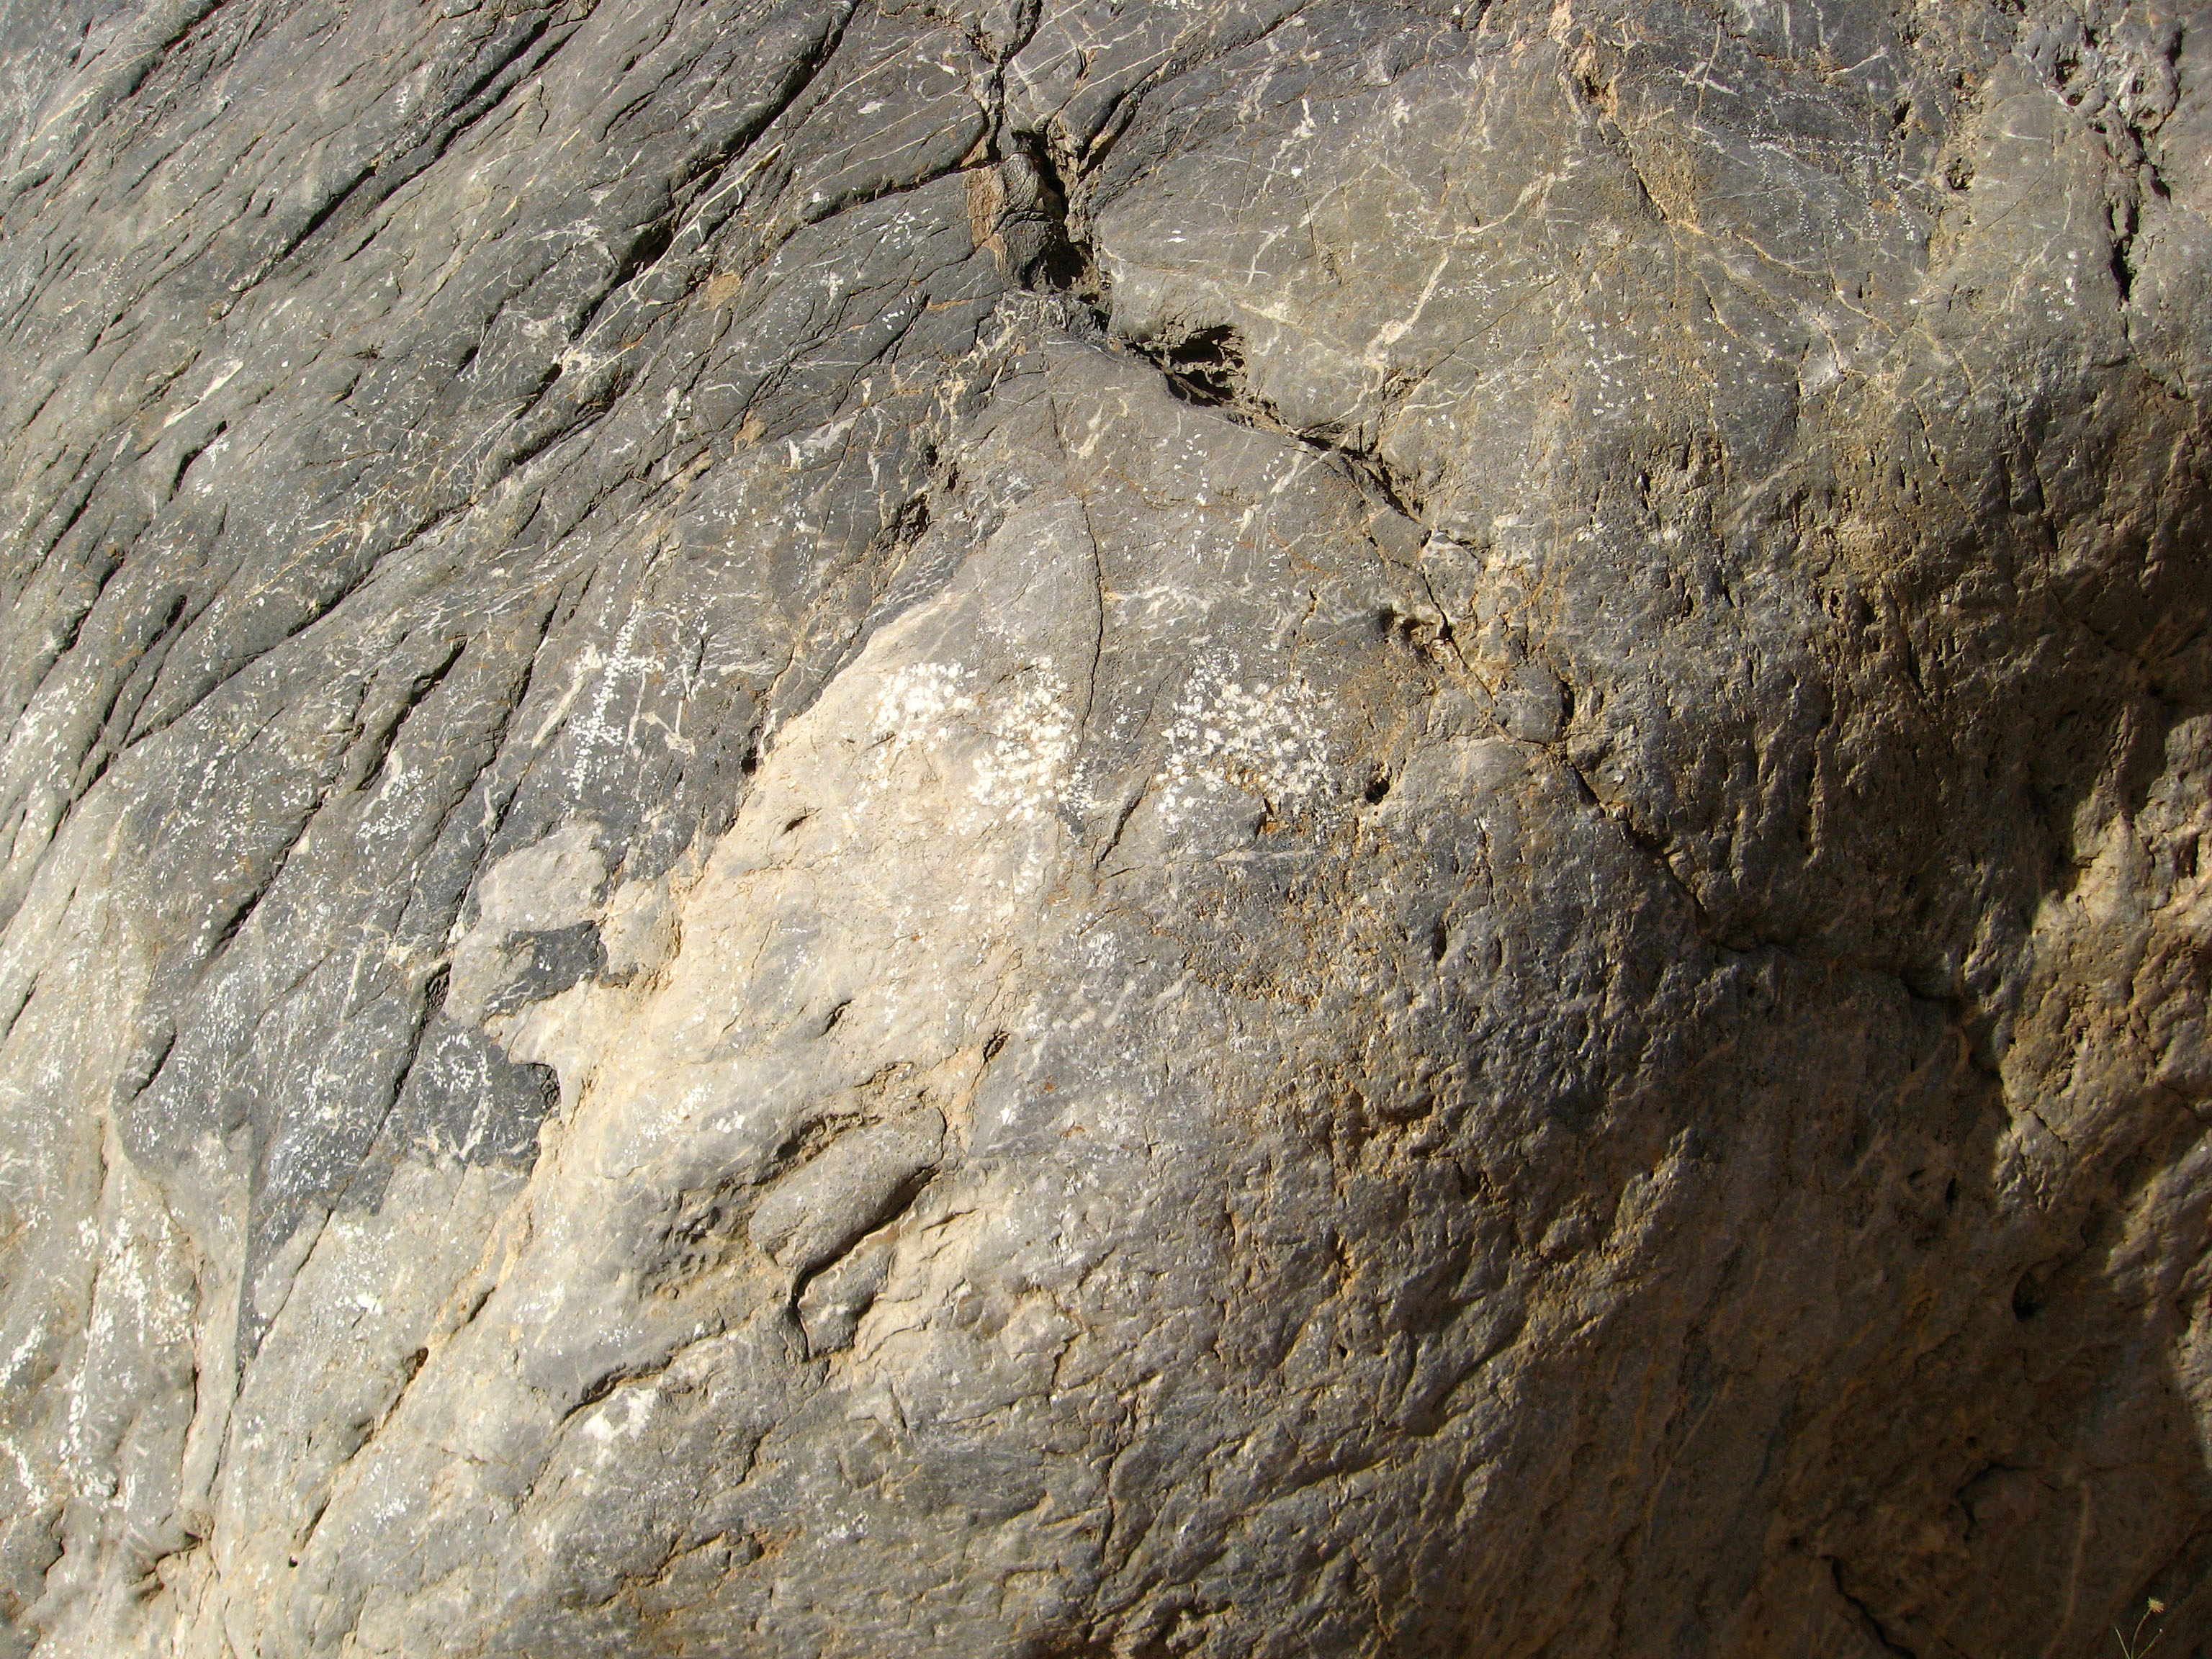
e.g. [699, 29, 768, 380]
[1155, 662, 1331, 827]
[866, 661, 1087, 829]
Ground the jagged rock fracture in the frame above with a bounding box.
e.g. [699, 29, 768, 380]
[0, 0, 2208, 1654]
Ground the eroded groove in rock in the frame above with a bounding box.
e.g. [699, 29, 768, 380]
[0, 2, 2207, 1657]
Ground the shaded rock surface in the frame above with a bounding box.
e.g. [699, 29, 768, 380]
[0, 0, 2208, 1654]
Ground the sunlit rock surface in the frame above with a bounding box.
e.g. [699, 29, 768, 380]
[0, 1, 2208, 1654]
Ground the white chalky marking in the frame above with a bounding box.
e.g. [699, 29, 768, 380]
[867, 661, 1087, 827]
[1154, 662, 1331, 827]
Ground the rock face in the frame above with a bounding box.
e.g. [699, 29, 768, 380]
[0, 0, 2208, 1653]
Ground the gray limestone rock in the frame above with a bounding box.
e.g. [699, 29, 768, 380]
[0, 0, 2207, 1655]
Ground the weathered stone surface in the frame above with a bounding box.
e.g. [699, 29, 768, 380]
[0, 1, 2207, 1654]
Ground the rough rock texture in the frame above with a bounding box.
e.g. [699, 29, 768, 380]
[0, 0, 2208, 1654]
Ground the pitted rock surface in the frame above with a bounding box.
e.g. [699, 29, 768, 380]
[0, 1, 2208, 1655]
